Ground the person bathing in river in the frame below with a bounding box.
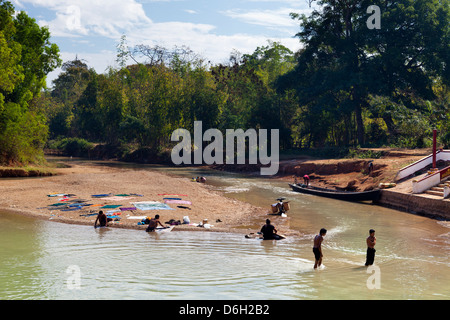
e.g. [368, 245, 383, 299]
[94, 210, 111, 228]
[313, 228, 327, 269]
[146, 214, 167, 232]
[365, 229, 376, 266]
[260, 219, 281, 240]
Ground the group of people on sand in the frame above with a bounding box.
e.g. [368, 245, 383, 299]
[261, 219, 377, 268]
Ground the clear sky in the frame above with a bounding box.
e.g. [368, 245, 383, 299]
[10, 0, 315, 86]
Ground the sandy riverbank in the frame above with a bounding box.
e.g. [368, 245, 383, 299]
[0, 161, 295, 236]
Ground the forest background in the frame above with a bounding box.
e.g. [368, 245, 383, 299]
[0, 0, 449, 166]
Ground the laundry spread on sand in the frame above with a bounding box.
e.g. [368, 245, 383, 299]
[80, 213, 98, 217]
[91, 194, 111, 198]
[68, 204, 83, 207]
[132, 201, 174, 211]
[49, 203, 69, 207]
[163, 197, 182, 200]
[164, 200, 192, 205]
[106, 209, 121, 214]
[106, 215, 121, 219]
[99, 196, 135, 201]
[120, 207, 137, 211]
[61, 207, 83, 211]
[47, 193, 68, 197]
[100, 205, 122, 209]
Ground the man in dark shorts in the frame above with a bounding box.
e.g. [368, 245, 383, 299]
[313, 228, 327, 269]
[94, 210, 111, 228]
[260, 219, 280, 240]
[146, 214, 166, 232]
[365, 229, 376, 266]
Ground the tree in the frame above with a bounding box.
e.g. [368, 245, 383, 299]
[278, 0, 449, 147]
[0, 0, 61, 164]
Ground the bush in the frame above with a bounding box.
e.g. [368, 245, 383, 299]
[51, 137, 94, 156]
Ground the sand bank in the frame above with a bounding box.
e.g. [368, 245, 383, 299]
[0, 161, 294, 236]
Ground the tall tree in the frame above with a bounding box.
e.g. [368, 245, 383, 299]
[0, 0, 60, 164]
[278, 0, 449, 147]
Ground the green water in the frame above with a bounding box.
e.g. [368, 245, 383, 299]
[0, 161, 449, 299]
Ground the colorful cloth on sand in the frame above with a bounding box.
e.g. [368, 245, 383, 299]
[132, 201, 174, 211]
[49, 203, 68, 207]
[101, 205, 122, 209]
[99, 196, 135, 201]
[120, 207, 137, 211]
[164, 200, 192, 205]
[48, 193, 68, 197]
[91, 194, 111, 198]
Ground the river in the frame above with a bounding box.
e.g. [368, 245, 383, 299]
[0, 162, 449, 299]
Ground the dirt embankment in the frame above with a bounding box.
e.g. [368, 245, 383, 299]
[44, 143, 432, 192]
[0, 168, 54, 178]
[212, 148, 432, 191]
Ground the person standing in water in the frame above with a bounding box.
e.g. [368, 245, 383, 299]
[365, 229, 376, 266]
[313, 228, 327, 269]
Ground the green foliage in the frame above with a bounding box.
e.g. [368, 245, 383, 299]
[278, 0, 450, 149]
[40, 2, 450, 157]
[45, 41, 297, 155]
[0, 0, 60, 165]
[346, 148, 383, 159]
[49, 137, 94, 156]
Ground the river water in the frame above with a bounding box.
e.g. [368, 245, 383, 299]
[1, 163, 449, 300]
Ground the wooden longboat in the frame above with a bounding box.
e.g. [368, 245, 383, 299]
[289, 183, 381, 202]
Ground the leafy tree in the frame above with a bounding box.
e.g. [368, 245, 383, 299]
[278, 0, 449, 148]
[0, 0, 60, 165]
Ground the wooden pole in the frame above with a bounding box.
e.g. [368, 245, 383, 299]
[433, 129, 437, 169]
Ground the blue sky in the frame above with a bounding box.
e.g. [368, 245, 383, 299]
[11, 0, 315, 86]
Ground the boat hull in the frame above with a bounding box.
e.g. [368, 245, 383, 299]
[289, 183, 380, 202]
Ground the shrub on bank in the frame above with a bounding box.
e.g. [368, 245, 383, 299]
[48, 137, 94, 157]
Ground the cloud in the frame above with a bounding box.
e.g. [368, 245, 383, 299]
[23, 0, 303, 85]
[125, 20, 300, 65]
[221, 7, 312, 28]
[22, 0, 151, 38]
